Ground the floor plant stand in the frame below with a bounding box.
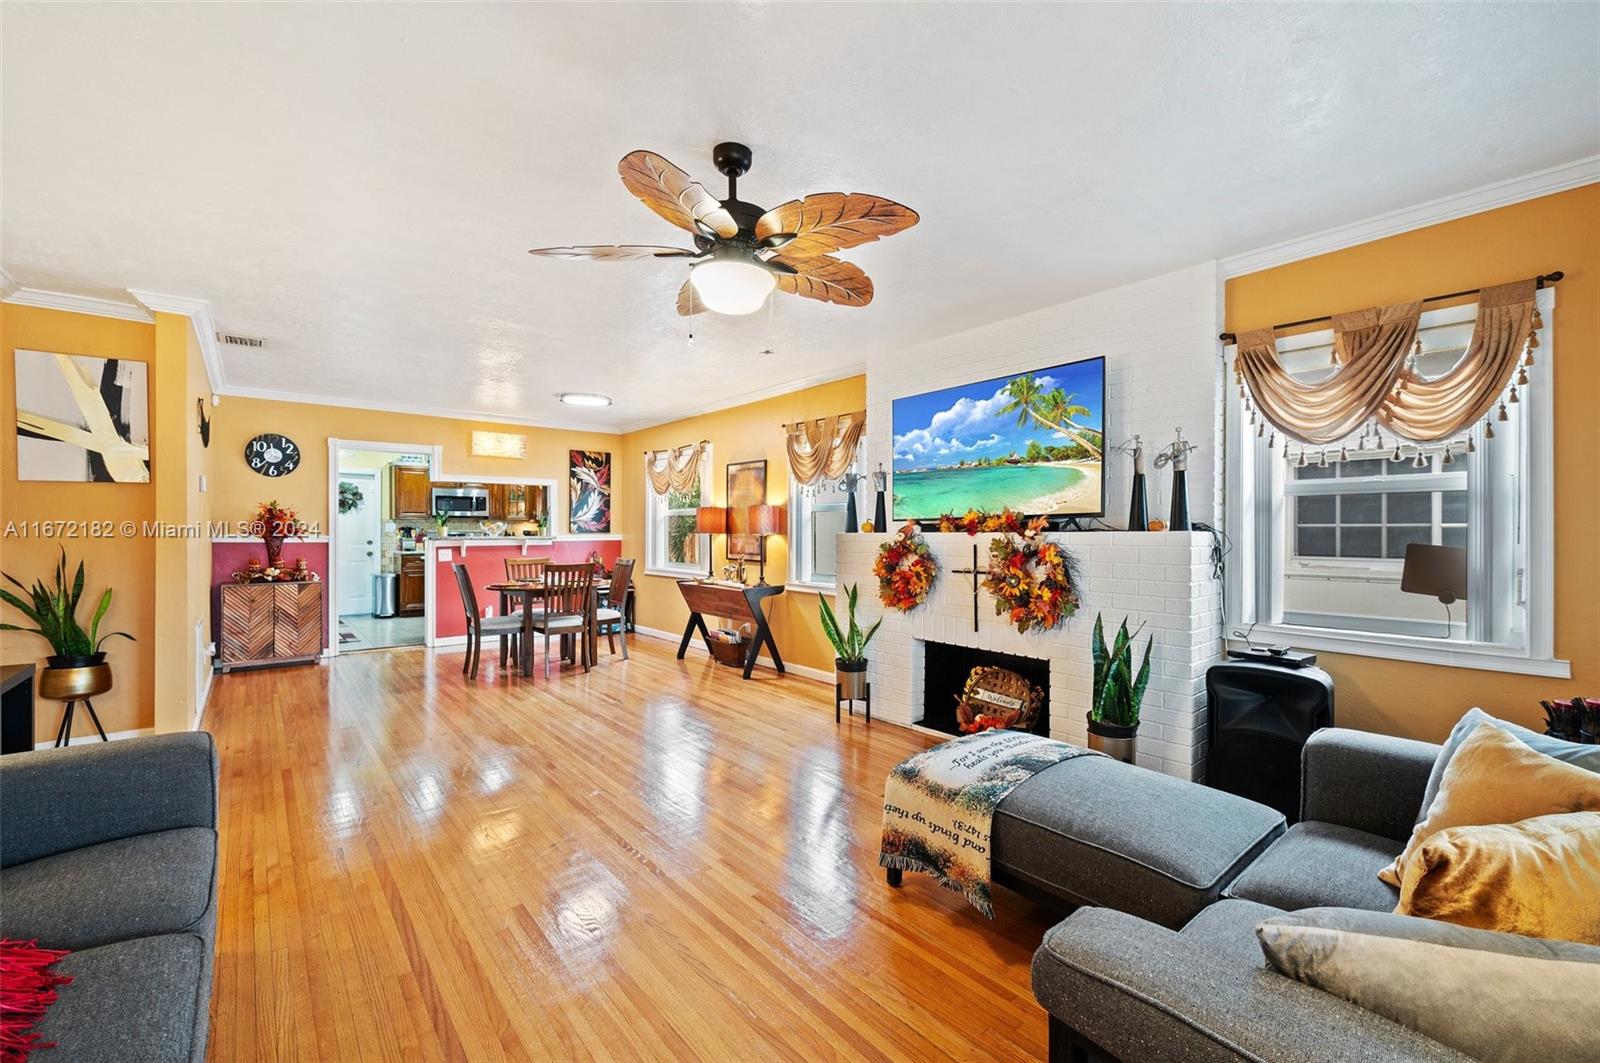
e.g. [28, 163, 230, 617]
[836, 681, 871, 724]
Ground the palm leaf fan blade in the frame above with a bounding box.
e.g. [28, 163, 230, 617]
[754, 193, 919, 258]
[616, 151, 738, 239]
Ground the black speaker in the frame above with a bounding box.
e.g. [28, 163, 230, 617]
[1206, 661, 1334, 823]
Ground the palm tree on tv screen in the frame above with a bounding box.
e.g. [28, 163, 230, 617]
[1000, 374, 1103, 459]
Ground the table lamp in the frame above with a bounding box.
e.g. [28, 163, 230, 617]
[747, 503, 786, 585]
[695, 506, 727, 580]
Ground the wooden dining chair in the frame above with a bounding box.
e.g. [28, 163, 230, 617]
[451, 563, 524, 680]
[529, 563, 594, 678]
[594, 559, 634, 660]
[504, 556, 549, 582]
[504, 556, 550, 617]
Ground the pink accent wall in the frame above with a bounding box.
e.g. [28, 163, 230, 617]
[432, 540, 623, 640]
[211, 540, 332, 651]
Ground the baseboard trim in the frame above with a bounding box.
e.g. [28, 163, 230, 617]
[35, 726, 155, 750]
[631, 624, 832, 684]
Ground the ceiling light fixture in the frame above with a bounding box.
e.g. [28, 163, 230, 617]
[689, 249, 775, 316]
[558, 392, 612, 408]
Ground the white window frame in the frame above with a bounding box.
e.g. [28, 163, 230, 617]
[644, 446, 711, 578]
[1224, 287, 1566, 677]
[787, 470, 859, 593]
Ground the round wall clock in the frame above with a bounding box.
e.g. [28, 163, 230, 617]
[245, 433, 301, 477]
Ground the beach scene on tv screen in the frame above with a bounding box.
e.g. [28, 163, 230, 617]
[892, 358, 1104, 519]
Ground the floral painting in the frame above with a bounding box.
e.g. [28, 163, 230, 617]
[14, 349, 150, 482]
[569, 450, 611, 533]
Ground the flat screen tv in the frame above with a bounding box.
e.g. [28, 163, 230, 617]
[891, 355, 1106, 522]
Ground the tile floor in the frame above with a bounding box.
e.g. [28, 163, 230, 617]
[337, 613, 426, 650]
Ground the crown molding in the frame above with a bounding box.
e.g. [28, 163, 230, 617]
[614, 365, 867, 435]
[1220, 154, 1600, 279]
[127, 289, 226, 394]
[222, 383, 623, 435]
[0, 268, 17, 298]
[2, 285, 154, 323]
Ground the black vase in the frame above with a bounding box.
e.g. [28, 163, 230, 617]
[873, 489, 887, 531]
[1169, 468, 1190, 531]
[1128, 471, 1148, 531]
[845, 492, 859, 534]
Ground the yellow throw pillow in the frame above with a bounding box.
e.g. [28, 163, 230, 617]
[1380, 723, 1600, 886]
[1398, 812, 1600, 943]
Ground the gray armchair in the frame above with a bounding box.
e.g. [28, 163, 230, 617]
[1032, 728, 1467, 1062]
[0, 732, 219, 1063]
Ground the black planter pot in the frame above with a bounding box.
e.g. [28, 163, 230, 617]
[836, 658, 868, 700]
[1086, 713, 1138, 763]
[46, 652, 106, 669]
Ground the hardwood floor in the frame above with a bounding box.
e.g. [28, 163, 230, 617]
[206, 636, 1060, 1061]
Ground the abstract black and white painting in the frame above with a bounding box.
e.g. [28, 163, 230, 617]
[14, 349, 150, 482]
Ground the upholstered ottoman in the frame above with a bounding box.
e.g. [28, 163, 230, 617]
[986, 756, 1285, 928]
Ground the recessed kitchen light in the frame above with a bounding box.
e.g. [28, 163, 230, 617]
[558, 392, 612, 408]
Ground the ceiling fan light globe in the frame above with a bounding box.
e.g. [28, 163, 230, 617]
[690, 259, 775, 315]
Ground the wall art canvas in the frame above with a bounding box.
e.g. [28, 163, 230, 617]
[14, 349, 150, 482]
[568, 449, 612, 533]
[726, 459, 767, 562]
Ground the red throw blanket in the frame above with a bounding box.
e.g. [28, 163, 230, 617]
[1, 940, 71, 1063]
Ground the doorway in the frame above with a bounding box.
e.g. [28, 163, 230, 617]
[331, 443, 432, 652]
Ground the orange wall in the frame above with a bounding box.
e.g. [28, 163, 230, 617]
[1, 305, 158, 739]
[618, 375, 867, 676]
[207, 397, 619, 533]
[1225, 183, 1600, 741]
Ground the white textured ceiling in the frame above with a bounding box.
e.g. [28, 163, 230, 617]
[4, 3, 1596, 432]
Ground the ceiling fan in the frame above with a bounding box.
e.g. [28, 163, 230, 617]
[529, 142, 918, 316]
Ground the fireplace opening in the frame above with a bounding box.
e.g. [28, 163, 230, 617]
[921, 641, 1051, 737]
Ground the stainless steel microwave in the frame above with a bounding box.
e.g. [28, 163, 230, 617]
[430, 485, 490, 517]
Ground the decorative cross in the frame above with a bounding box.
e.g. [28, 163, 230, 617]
[949, 543, 982, 633]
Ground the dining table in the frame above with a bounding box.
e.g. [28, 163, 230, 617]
[486, 577, 612, 678]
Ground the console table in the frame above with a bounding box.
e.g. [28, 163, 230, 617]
[675, 581, 784, 680]
[1, 663, 35, 754]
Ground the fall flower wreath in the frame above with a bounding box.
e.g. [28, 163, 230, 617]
[874, 521, 938, 612]
[982, 518, 1081, 634]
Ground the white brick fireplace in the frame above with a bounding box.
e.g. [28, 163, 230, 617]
[832, 257, 1227, 780]
[836, 531, 1220, 781]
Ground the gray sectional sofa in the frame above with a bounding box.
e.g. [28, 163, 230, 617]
[0, 732, 219, 1063]
[1028, 727, 1466, 1062]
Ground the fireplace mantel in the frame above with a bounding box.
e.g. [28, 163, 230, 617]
[835, 531, 1221, 780]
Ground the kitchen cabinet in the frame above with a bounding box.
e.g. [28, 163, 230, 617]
[398, 554, 426, 616]
[488, 483, 508, 520]
[390, 465, 432, 520]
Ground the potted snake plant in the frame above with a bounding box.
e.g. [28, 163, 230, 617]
[819, 583, 882, 700]
[1088, 613, 1152, 763]
[1, 548, 135, 705]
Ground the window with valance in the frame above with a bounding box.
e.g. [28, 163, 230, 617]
[1224, 280, 1562, 677]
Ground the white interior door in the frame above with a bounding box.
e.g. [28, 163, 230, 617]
[336, 470, 380, 616]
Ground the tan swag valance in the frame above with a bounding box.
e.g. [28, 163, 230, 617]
[644, 440, 708, 496]
[1236, 279, 1540, 447]
[783, 410, 866, 487]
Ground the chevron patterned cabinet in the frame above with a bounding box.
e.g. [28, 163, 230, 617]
[220, 582, 324, 672]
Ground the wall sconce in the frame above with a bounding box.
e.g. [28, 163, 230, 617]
[196, 398, 211, 447]
[695, 506, 728, 580]
[471, 430, 527, 459]
[746, 504, 786, 586]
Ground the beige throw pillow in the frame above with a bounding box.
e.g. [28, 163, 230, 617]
[1257, 907, 1600, 1063]
[1379, 723, 1600, 886]
[1398, 811, 1600, 943]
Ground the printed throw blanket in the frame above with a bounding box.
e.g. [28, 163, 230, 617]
[879, 729, 1099, 917]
